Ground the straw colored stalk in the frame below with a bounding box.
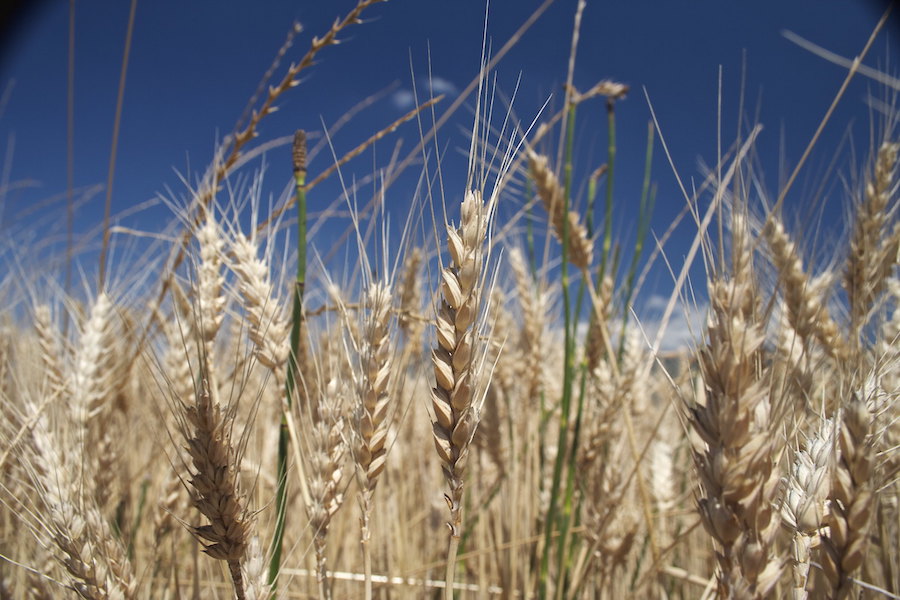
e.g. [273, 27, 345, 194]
[431, 190, 489, 598]
[689, 212, 784, 599]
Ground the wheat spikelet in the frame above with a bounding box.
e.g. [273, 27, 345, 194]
[509, 247, 547, 402]
[241, 536, 271, 600]
[159, 304, 197, 409]
[585, 273, 613, 373]
[527, 150, 593, 269]
[25, 397, 134, 599]
[782, 419, 834, 599]
[70, 292, 116, 428]
[476, 287, 512, 476]
[195, 210, 226, 374]
[33, 305, 64, 395]
[397, 246, 424, 342]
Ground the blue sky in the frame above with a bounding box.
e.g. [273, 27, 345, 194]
[1, 0, 898, 335]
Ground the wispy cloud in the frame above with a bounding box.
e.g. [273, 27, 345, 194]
[634, 294, 708, 353]
[391, 76, 460, 110]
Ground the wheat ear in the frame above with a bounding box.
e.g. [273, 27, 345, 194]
[509, 247, 547, 401]
[26, 398, 134, 599]
[432, 190, 489, 598]
[845, 141, 899, 338]
[230, 231, 291, 374]
[181, 377, 251, 600]
[690, 212, 784, 599]
[305, 378, 347, 600]
[819, 393, 876, 598]
[527, 150, 593, 269]
[353, 281, 393, 600]
[782, 419, 834, 600]
[763, 216, 846, 362]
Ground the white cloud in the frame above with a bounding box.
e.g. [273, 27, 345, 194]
[634, 294, 708, 353]
[391, 89, 416, 110]
[428, 76, 459, 96]
[391, 76, 459, 110]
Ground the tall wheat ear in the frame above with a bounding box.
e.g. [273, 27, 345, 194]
[688, 211, 785, 599]
[431, 189, 492, 597]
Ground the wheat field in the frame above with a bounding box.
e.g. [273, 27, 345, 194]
[1, 1, 898, 599]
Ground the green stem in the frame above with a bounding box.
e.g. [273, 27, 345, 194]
[538, 101, 578, 599]
[268, 131, 308, 592]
